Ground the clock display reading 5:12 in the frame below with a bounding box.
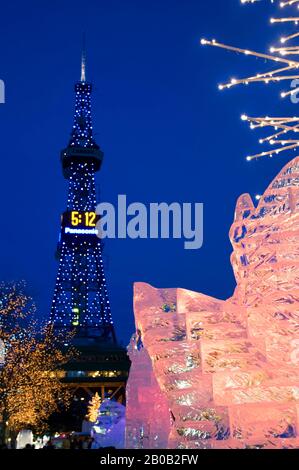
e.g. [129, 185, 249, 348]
[71, 211, 97, 227]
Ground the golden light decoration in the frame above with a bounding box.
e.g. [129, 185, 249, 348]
[201, 0, 299, 161]
[0, 282, 74, 439]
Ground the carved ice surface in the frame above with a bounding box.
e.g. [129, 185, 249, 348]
[91, 399, 126, 449]
[126, 158, 299, 449]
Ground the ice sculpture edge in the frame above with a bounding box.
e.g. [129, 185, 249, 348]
[126, 157, 299, 449]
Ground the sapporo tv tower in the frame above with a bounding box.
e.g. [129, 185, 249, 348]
[50, 49, 115, 341]
[50, 48, 130, 417]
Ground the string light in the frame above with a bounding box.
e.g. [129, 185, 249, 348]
[201, 0, 299, 161]
[0, 283, 74, 434]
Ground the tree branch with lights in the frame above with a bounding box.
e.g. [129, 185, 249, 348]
[0, 282, 75, 446]
[201, 0, 299, 161]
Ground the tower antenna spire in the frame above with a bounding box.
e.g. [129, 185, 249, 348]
[81, 33, 86, 82]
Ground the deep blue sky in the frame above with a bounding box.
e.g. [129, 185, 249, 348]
[0, 0, 295, 344]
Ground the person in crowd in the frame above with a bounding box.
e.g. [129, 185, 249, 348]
[43, 439, 55, 450]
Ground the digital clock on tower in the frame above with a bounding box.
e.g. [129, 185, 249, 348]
[62, 211, 100, 229]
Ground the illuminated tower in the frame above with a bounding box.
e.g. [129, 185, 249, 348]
[50, 52, 116, 343]
[48, 52, 130, 434]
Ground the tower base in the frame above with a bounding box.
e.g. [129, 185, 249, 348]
[50, 338, 130, 433]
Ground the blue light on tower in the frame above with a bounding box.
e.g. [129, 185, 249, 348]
[50, 50, 116, 343]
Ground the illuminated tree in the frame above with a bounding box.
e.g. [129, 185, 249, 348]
[201, 0, 299, 161]
[0, 281, 35, 330]
[87, 392, 102, 423]
[0, 282, 74, 444]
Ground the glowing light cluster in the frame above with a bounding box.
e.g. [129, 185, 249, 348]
[69, 82, 99, 150]
[201, 0, 299, 161]
[67, 161, 97, 211]
[87, 392, 102, 423]
[0, 283, 73, 435]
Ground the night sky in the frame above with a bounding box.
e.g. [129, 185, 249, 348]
[0, 0, 295, 344]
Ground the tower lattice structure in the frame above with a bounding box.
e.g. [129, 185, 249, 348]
[50, 58, 116, 343]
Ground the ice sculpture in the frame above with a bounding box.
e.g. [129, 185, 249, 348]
[91, 399, 126, 449]
[125, 332, 170, 448]
[126, 157, 299, 449]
